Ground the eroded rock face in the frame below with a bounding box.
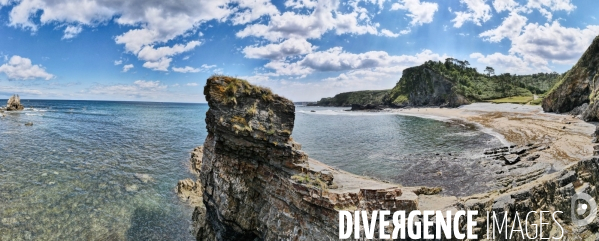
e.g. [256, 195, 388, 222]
[179, 76, 599, 240]
[193, 76, 416, 240]
[543, 35, 599, 119]
[386, 67, 470, 108]
[6, 94, 24, 111]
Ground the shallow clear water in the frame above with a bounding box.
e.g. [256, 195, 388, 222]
[0, 100, 205, 240]
[293, 106, 501, 181]
[0, 101, 500, 240]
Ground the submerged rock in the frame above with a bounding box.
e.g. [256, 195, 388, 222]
[125, 184, 138, 192]
[6, 94, 24, 111]
[133, 173, 153, 183]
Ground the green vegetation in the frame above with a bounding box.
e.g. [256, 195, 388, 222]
[291, 172, 328, 192]
[246, 102, 258, 116]
[209, 75, 275, 105]
[231, 116, 252, 134]
[312, 90, 389, 106]
[312, 58, 561, 107]
[488, 96, 534, 104]
[386, 58, 561, 106]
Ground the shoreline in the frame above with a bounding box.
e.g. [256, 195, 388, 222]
[386, 103, 595, 169]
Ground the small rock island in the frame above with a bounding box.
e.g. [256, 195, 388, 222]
[6, 94, 24, 111]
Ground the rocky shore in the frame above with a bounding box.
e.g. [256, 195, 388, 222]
[6, 94, 24, 111]
[179, 77, 599, 240]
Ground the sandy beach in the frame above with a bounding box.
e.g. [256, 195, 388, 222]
[388, 103, 596, 170]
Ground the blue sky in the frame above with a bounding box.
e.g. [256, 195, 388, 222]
[0, 0, 597, 102]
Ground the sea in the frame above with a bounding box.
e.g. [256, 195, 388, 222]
[0, 100, 501, 240]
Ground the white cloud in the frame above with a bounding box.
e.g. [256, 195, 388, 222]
[390, 0, 439, 26]
[472, 21, 599, 74]
[0, 55, 54, 80]
[380, 29, 400, 37]
[133, 80, 164, 89]
[89, 80, 167, 98]
[62, 25, 82, 39]
[122, 64, 134, 72]
[510, 21, 599, 65]
[242, 38, 314, 59]
[142, 57, 172, 71]
[136, 41, 201, 62]
[262, 48, 448, 76]
[230, 0, 279, 25]
[201, 64, 216, 70]
[5, 0, 232, 71]
[479, 12, 527, 42]
[492, 0, 519, 12]
[452, 0, 493, 28]
[173, 64, 216, 73]
[284, 0, 319, 9]
[236, 0, 379, 41]
[173, 66, 200, 73]
[470, 52, 540, 74]
[114, 60, 122, 65]
[186, 82, 199, 86]
[526, 0, 575, 13]
[135, 41, 201, 70]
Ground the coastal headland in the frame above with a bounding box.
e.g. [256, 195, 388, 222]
[178, 74, 599, 239]
[178, 36, 599, 240]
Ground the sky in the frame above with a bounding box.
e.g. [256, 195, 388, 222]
[0, 0, 598, 103]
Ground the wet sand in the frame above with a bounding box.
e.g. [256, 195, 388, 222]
[387, 103, 596, 170]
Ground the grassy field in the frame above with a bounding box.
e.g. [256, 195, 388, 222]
[487, 96, 534, 104]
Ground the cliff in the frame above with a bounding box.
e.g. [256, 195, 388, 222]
[6, 94, 24, 111]
[385, 65, 470, 107]
[180, 75, 599, 240]
[542, 35, 599, 120]
[189, 75, 418, 240]
[312, 60, 559, 109]
[310, 90, 389, 107]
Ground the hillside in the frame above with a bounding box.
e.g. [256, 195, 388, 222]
[309, 89, 389, 106]
[386, 59, 560, 107]
[311, 59, 560, 108]
[542, 35, 599, 120]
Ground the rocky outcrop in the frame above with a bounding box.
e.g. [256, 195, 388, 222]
[385, 66, 470, 108]
[179, 75, 599, 240]
[188, 76, 419, 240]
[459, 157, 599, 239]
[6, 94, 24, 111]
[350, 103, 382, 111]
[543, 35, 599, 119]
[310, 90, 389, 107]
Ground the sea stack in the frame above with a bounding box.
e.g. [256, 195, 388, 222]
[189, 76, 413, 240]
[6, 94, 24, 111]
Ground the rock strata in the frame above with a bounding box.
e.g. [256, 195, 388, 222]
[186, 76, 419, 240]
[180, 75, 599, 240]
[543, 35, 599, 119]
[6, 94, 24, 111]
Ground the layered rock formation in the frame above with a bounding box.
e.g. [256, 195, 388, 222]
[543, 35, 599, 120]
[386, 66, 470, 108]
[181, 75, 599, 240]
[6, 94, 24, 111]
[190, 76, 419, 240]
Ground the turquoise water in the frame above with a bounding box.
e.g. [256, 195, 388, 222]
[0, 100, 205, 240]
[0, 101, 499, 240]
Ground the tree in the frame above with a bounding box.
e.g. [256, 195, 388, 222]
[484, 66, 495, 76]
